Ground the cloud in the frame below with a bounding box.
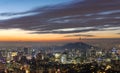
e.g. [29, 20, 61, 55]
[0, 0, 120, 34]
[30, 28, 98, 34]
[117, 33, 120, 34]
[29, 26, 119, 34]
[0, 12, 39, 20]
[64, 34, 95, 37]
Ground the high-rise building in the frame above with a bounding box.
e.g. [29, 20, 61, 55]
[24, 47, 29, 55]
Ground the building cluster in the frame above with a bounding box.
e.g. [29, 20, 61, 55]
[0, 46, 119, 73]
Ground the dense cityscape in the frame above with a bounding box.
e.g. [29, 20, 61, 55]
[0, 0, 120, 73]
[0, 42, 119, 73]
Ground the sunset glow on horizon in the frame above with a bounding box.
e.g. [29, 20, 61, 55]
[0, 28, 119, 42]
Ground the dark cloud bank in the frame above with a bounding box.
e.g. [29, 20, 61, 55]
[0, 0, 120, 34]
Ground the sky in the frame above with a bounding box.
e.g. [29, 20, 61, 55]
[0, 0, 120, 42]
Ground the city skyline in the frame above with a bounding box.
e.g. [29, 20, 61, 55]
[0, 0, 120, 42]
